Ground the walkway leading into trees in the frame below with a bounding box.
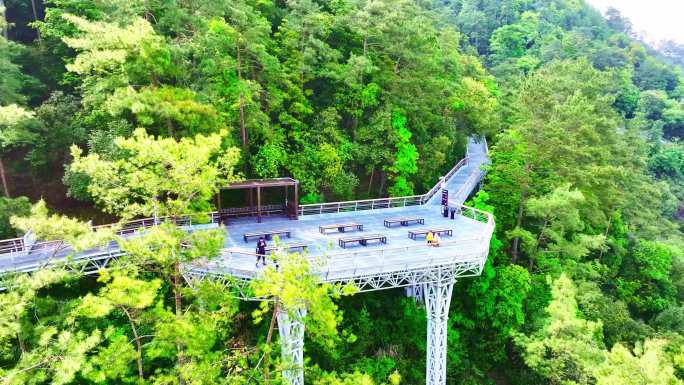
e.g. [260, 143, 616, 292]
[0, 136, 493, 385]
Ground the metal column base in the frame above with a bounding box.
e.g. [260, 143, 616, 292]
[277, 307, 306, 385]
[423, 280, 455, 385]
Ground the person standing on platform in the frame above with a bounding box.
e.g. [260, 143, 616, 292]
[256, 237, 267, 267]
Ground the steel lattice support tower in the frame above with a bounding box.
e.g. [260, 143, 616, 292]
[423, 278, 455, 385]
[277, 307, 307, 385]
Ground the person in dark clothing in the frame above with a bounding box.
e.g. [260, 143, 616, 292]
[256, 238, 267, 267]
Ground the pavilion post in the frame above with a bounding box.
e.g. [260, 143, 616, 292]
[285, 185, 289, 218]
[257, 186, 262, 223]
[216, 190, 222, 224]
[294, 182, 299, 220]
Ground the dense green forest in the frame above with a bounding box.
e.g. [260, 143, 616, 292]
[1, 0, 684, 384]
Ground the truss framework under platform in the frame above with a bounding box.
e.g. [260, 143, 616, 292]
[277, 307, 307, 385]
[184, 266, 472, 385]
[182, 254, 486, 300]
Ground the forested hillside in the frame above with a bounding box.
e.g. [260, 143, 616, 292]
[1, 0, 683, 384]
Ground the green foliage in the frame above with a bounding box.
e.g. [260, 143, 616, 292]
[387, 111, 418, 197]
[516, 274, 605, 384]
[513, 185, 606, 273]
[0, 196, 30, 238]
[595, 339, 683, 385]
[654, 306, 684, 335]
[650, 143, 684, 180]
[251, 249, 355, 346]
[0, 31, 33, 105]
[615, 241, 678, 317]
[28, 92, 86, 172]
[489, 12, 539, 65]
[0, 269, 100, 385]
[0, 104, 38, 150]
[576, 280, 654, 348]
[313, 370, 401, 385]
[3, 0, 684, 384]
[11, 199, 113, 251]
[634, 57, 680, 92]
[69, 128, 240, 219]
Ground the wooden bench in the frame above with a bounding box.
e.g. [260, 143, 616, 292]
[338, 234, 387, 248]
[264, 242, 307, 254]
[383, 217, 425, 228]
[319, 223, 363, 234]
[244, 229, 291, 243]
[408, 228, 453, 240]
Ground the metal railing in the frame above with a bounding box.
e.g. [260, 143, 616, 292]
[92, 212, 220, 235]
[0, 230, 37, 260]
[216, 205, 492, 262]
[299, 195, 424, 216]
[449, 168, 485, 207]
[196, 204, 494, 282]
[0, 213, 221, 260]
[0, 237, 24, 255]
[298, 154, 476, 216]
[0, 137, 490, 257]
[421, 157, 469, 205]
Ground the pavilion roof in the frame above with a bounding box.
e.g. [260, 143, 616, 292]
[221, 177, 298, 190]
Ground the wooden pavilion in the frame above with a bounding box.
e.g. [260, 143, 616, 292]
[217, 178, 299, 223]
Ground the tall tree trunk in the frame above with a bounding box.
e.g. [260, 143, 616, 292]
[173, 263, 186, 385]
[29, 0, 40, 42]
[367, 167, 375, 196]
[237, 42, 247, 152]
[598, 212, 614, 262]
[299, 32, 307, 88]
[263, 301, 280, 384]
[378, 171, 386, 196]
[511, 162, 531, 264]
[166, 118, 176, 139]
[0, 156, 10, 197]
[122, 307, 144, 380]
[350, 34, 368, 133]
[17, 331, 26, 354]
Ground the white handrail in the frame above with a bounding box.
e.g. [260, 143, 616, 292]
[0, 137, 489, 256]
[210, 204, 493, 262]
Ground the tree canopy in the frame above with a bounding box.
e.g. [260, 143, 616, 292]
[1, 0, 684, 384]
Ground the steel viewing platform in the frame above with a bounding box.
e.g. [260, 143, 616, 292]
[0, 137, 493, 385]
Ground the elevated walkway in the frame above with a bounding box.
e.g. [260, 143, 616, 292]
[0, 136, 493, 385]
